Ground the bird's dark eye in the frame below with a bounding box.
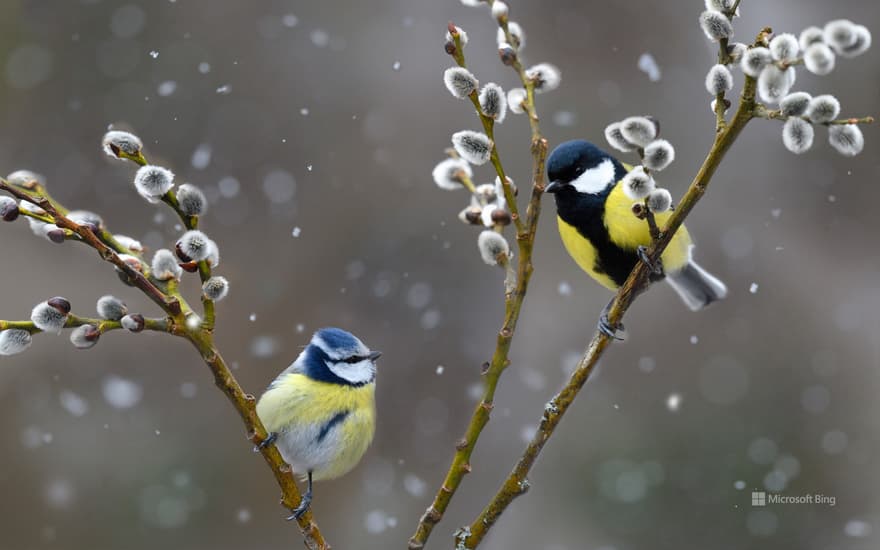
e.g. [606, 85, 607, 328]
[342, 355, 367, 364]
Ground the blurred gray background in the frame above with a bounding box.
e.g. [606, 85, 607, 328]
[0, 1, 878, 549]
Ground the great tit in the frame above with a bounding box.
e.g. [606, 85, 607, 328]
[545, 139, 727, 334]
[256, 327, 380, 519]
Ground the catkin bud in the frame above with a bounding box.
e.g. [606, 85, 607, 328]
[498, 42, 517, 65]
[0, 196, 19, 221]
[458, 206, 483, 225]
[205, 239, 220, 268]
[96, 295, 127, 321]
[646, 188, 673, 212]
[478, 83, 507, 122]
[620, 117, 657, 148]
[0, 329, 32, 355]
[443, 67, 479, 99]
[824, 20, 857, 53]
[741, 47, 772, 77]
[507, 88, 527, 114]
[782, 118, 814, 154]
[780, 92, 812, 117]
[525, 63, 561, 93]
[432, 158, 472, 191]
[604, 122, 638, 153]
[121, 313, 145, 333]
[176, 184, 207, 216]
[67, 210, 103, 230]
[177, 230, 212, 261]
[498, 22, 525, 50]
[705, 64, 734, 95]
[643, 140, 675, 172]
[491, 1, 508, 21]
[445, 25, 468, 49]
[704, 0, 735, 11]
[806, 95, 840, 123]
[838, 25, 871, 58]
[622, 166, 655, 200]
[799, 26, 825, 51]
[102, 130, 143, 161]
[699, 10, 733, 41]
[803, 43, 836, 75]
[202, 276, 230, 301]
[727, 42, 747, 63]
[134, 165, 174, 202]
[151, 249, 183, 280]
[31, 298, 70, 334]
[70, 324, 100, 349]
[477, 230, 509, 266]
[113, 234, 143, 253]
[769, 33, 800, 62]
[757, 65, 794, 104]
[451, 131, 492, 165]
[6, 170, 43, 190]
[828, 124, 864, 157]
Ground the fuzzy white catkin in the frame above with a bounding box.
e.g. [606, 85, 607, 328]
[491, 1, 508, 20]
[620, 117, 657, 148]
[604, 122, 638, 153]
[824, 20, 857, 53]
[102, 130, 142, 159]
[803, 43, 836, 75]
[432, 158, 472, 191]
[6, 169, 43, 188]
[741, 47, 772, 77]
[806, 95, 840, 123]
[202, 276, 229, 301]
[114, 234, 143, 252]
[134, 165, 174, 202]
[727, 42, 747, 63]
[799, 26, 825, 51]
[525, 63, 561, 93]
[838, 25, 871, 58]
[445, 25, 468, 47]
[30, 301, 68, 334]
[151, 249, 183, 281]
[704, 0, 735, 11]
[622, 167, 655, 200]
[443, 67, 478, 99]
[643, 140, 675, 172]
[769, 33, 800, 62]
[70, 325, 99, 349]
[121, 314, 144, 332]
[647, 188, 672, 212]
[205, 240, 220, 268]
[780, 92, 812, 117]
[498, 22, 525, 50]
[68, 210, 103, 228]
[451, 131, 492, 165]
[705, 64, 734, 95]
[828, 124, 864, 157]
[699, 10, 733, 41]
[0, 329, 32, 355]
[176, 184, 207, 216]
[178, 230, 212, 261]
[96, 295, 127, 321]
[757, 65, 794, 104]
[782, 118, 814, 154]
[507, 88, 527, 114]
[477, 230, 510, 266]
[479, 83, 507, 122]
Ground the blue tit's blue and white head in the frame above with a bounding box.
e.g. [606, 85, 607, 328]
[545, 139, 627, 198]
[293, 327, 381, 387]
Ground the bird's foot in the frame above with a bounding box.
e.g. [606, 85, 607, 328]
[598, 300, 625, 341]
[637, 246, 664, 277]
[254, 432, 278, 453]
[286, 491, 312, 521]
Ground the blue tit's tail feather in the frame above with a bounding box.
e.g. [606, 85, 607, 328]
[665, 260, 728, 311]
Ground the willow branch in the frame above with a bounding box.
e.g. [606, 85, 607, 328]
[407, 13, 548, 550]
[0, 315, 169, 334]
[458, 66, 761, 550]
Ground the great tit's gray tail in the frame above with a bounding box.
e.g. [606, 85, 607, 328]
[665, 260, 728, 311]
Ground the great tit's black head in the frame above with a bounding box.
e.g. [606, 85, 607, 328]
[545, 140, 624, 197]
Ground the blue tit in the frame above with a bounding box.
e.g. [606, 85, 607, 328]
[256, 327, 380, 519]
[544, 140, 727, 334]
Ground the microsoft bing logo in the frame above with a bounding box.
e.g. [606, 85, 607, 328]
[751, 491, 766, 506]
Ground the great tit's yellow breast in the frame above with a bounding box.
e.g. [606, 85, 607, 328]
[604, 182, 693, 273]
[557, 216, 618, 290]
[256, 373, 376, 480]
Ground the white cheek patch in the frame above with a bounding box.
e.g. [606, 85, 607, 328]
[570, 158, 615, 195]
[328, 359, 375, 385]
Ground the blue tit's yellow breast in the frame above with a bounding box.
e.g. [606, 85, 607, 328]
[603, 182, 693, 273]
[257, 373, 376, 432]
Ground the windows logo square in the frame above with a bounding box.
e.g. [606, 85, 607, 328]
[751, 491, 766, 506]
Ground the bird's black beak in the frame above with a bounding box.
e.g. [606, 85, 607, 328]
[544, 181, 563, 193]
[368, 350, 382, 361]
